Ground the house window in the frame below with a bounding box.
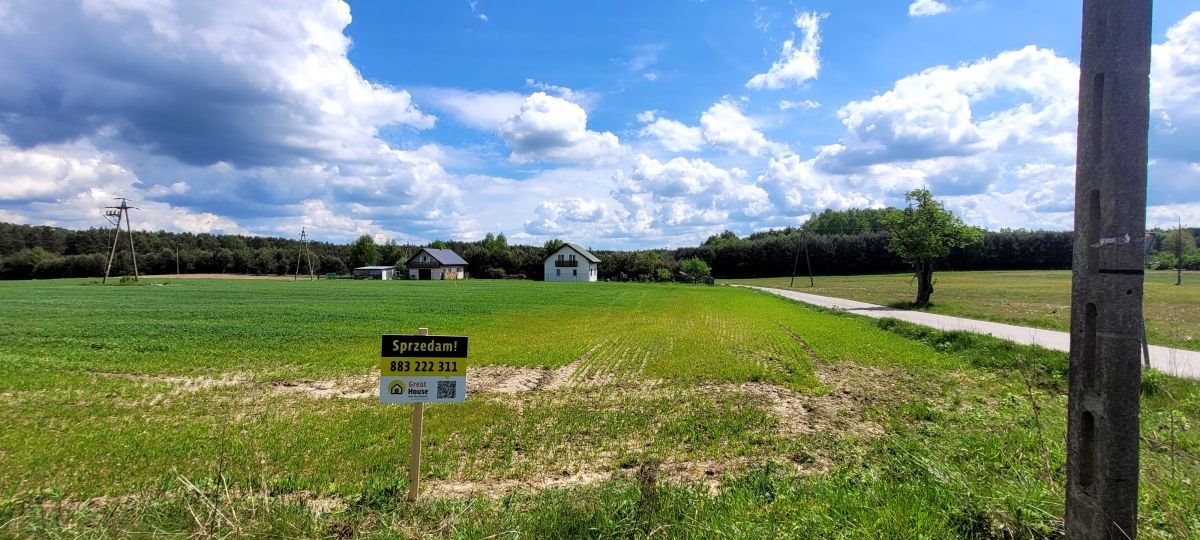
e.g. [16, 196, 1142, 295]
[556, 269, 560, 276]
[573, 269, 577, 276]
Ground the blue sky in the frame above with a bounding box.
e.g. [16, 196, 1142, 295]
[0, 0, 1197, 248]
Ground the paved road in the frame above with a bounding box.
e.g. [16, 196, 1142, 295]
[737, 285, 1200, 380]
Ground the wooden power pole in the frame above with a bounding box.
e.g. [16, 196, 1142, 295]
[1177, 218, 1184, 286]
[102, 198, 140, 284]
[1066, 0, 1152, 538]
[294, 227, 316, 281]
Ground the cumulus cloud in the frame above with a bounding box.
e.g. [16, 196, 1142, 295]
[756, 154, 876, 217]
[611, 155, 770, 234]
[499, 92, 623, 164]
[908, 0, 950, 17]
[0, 0, 472, 242]
[0, 0, 433, 168]
[700, 99, 784, 156]
[746, 12, 826, 90]
[822, 45, 1077, 172]
[419, 89, 525, 131]
[0, 138, 246, 234]
[1150, 11, 1200, 182]
[524, 197, 615, 235]
[1152, 13, 1200, 117]
[523, 80, 599, 110]
[637, 111, 704, 153]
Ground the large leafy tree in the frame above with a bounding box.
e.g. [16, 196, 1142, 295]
[542, 238, 565, 256]
[348, 234, 379, 269]
[679, 257, 711, 280]
[803, 208, 897, 235]
[703, 230, 741, 247]
[883, 189, 982, 306]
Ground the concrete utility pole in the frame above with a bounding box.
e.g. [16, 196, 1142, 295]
[1066, 1, 1152, 538]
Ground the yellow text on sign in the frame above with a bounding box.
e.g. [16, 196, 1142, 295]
[379, 359, 467, 377]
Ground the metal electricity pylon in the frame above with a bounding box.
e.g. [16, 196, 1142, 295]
[102, 198, 140, 284]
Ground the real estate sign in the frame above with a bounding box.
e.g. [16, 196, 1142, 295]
[380, 334, 468, 403]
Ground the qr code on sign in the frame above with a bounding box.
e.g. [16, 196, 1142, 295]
[436, 380, 457, 399]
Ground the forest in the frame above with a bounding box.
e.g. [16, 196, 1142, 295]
[0, 210, 1195, 281]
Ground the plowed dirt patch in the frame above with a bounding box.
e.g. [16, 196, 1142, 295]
[269, 376, 374, 399]
[96, 372, 245, 391]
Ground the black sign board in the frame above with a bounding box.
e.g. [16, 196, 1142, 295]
[381, 334, 469, 358]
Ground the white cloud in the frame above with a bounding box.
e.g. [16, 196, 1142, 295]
[756, 154, 877, 216]
[0, 0, 434, 168]
[420, 89, 525, 131]
[779, 99, 820, 111]
[0, 0, 478, 242]
[824, 45, 1078, 171]
[637, 111, 704, 153]
[700, 99, 784, 156]
[629, 43, 665, 72]
[499, 92, 623, 164]
[746, 12, 826, 90]
[611, 155, 770, 233]
[0, 139, 134, 202]
[1151, 12, 1200, 170]
[1147, 203, 1200, 230]
[908, 0, 950, 17]
[523, 80, 599, 110]
[1152, 13, 1200, 116]
[1, 140, 248, 235]
[146, 182, 190, 198]
[467, 0, 488, 22]
[0, 209, 27, 224]
[524, 197, 615, 236]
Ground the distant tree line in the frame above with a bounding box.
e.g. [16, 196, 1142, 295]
[7, 215, 1192, 282]
[0, 223, 353, 280]
[677, 228, 1075, 278]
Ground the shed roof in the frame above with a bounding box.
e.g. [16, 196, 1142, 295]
[408, 248, 469, 266]
[548, 243, 601, 263]
[355, 266, 396, 270]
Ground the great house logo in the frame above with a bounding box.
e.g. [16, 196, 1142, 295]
[407, 381, 429, 396]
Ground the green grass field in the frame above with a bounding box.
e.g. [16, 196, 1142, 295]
[729, 270, 1200, 352]
[0, 278, 1197, 538]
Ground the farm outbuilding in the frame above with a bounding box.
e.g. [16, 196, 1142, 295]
[353, 266, 397, 280]
[544, 243, 600, 282]
[406, 248, 468, 280]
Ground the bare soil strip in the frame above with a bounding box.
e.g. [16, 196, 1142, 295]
[269, 376, 374, 400]
[94, 372, 245, 391]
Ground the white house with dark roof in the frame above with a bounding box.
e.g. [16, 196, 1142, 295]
[544, 243, 600, 282]
[406, 248, 468, 280]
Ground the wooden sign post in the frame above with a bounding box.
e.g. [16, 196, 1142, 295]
[409, 328, 427, 502]
[379, 328, 469, 502]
